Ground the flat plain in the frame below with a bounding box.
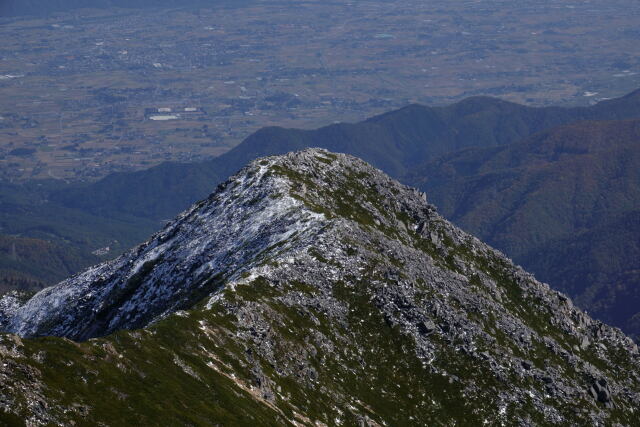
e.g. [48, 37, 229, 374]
[1, 0, 639, 181]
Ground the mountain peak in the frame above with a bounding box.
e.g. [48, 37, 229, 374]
[0, 148, 427, 340]
[2, 149, 640, 424]
[1, 149, 332, 340]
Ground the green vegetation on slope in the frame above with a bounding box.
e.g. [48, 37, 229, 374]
[0, 180, 158, 293]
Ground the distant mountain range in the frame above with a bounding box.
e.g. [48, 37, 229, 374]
[2, 150, 639, 424]
[1, 88, 640, 339]
[50, 89, 640, 221]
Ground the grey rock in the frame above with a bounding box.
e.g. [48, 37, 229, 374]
[580, 336, 590, 350]
[417, 320, 437, 335]
[1, 149, 640, 425]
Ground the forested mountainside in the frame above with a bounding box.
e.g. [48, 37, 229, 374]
[409, 119, 640, 338]
[0, 179, 158, 290]
[0, 235, 98, 295]
[1, 150, 639, 425]
[51, 89, 640, 221]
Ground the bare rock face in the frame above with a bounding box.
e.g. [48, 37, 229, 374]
[1, 148, 640, 425]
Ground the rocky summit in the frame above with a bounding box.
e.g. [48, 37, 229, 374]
[1, 148, 640, 426]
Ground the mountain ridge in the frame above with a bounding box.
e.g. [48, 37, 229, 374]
[1, 152, 328, 340]
[2, 149, 640, 424]
[3, 91, 640, 342]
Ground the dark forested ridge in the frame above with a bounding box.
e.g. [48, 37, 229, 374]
[0, 179, 158, 291]
[0, 0, 252, 17]
[0, 235, 99, 294]
[410, 119, 640, 338]
[51, 89, 640, 221]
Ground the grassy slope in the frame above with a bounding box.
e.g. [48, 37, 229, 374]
[1, 205, 638, 425]
[2, 152, 639, 424]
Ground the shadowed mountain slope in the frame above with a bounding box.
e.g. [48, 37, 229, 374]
[0, 235, 98, 295]
[409, 119, 640, 337]
[50, 89, 640, 221]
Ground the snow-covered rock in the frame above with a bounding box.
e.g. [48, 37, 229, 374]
[0, 153, 327, 340]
